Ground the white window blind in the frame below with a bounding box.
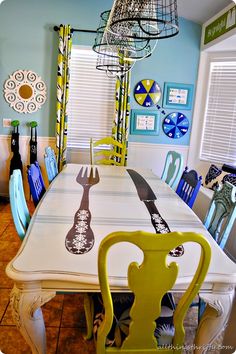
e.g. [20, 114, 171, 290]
[200, 60, 236, 165]
[67, 46, 116, 149]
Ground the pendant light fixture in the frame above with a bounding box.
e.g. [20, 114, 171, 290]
[93, 10, 157, 63]
[96, 50, 135, 77]
[107, 0, 179, 40]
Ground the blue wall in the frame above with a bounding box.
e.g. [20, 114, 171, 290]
[0, 0, 201, 146]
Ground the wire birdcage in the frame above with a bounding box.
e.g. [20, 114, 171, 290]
[96, 47, 135, 77]
[107, 0, 179, 40]
[93, 10, 157, 61]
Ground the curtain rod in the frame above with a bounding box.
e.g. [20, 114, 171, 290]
[53, 25, 97, 34]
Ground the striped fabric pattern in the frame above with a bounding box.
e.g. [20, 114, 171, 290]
[112, 71, 131, 165]
[56, 25, 72, 172]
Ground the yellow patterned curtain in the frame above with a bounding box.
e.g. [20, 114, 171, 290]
[56, 25, 72, 171]
[112, 71, 131, 166]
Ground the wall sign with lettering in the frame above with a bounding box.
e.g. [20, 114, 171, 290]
[204, 5, 236, 45]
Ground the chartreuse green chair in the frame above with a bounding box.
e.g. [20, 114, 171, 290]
[90, 137, 126, 166]
[95, 230, 211, 354]
[9, 169, 31, 240]
[161, 151, 184, 190]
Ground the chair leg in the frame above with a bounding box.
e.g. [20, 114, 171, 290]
[198, 298, 206, 323]
[83, 293, 94, 340]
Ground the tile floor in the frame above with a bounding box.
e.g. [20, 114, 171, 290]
[0, 197, 223, 353]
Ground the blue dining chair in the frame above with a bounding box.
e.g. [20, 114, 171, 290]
[44, 146, 58, 184]
[27, 162, 46, 207]
[204, 181, 236, 249]
[9, 169, 31, 240]
[176, 167, 202, 209]
[161, 151, 184, 190]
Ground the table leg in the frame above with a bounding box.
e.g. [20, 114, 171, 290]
[194, 286, 235, 354]
[10, 284, 56, 354]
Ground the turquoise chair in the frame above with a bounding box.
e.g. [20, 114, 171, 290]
[44, 146, 58, 183]
[204, 181, 236, 249]
[9, 169, 31, 240]
[176, 167, 202, 209]
[161, 151, 183, 190]
[197, 181, 236, 321]
[27, 162, 46, 207]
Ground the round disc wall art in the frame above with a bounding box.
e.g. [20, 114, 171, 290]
[3, 70, 47, 114]
[162, 112, 189, 139]
[134, 79, 161, 107]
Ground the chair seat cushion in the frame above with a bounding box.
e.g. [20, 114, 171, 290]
[204, 164, 236, 192]
[93, 292, 175, 347]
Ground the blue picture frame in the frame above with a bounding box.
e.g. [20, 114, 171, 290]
[130, 109, 160, 135]
[162, 82, 194, 110]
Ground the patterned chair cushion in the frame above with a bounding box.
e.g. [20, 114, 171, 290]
[204, 165, 236, 191]
[93, 292, 175, 347]
[222, 173, 236, 187]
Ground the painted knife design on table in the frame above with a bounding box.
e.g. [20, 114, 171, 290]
[127, 169, 184, 257]
[65, 167, 100, 255]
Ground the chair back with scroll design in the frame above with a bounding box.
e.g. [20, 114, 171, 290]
[161, 151, 183, 190]
[204, 181, 236, 249]
[27, 161, 46, 207]
[90, 137, 126, 166]
[44, 146, 58, 183]
[176, 167, 202, 208]
[9, 169, 31, 240]
[96, 230, 211, 354]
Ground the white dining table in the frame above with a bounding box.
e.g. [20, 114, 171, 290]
[6, 164, 236, 354]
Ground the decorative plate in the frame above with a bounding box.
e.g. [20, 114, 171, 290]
[3, 70, 47, 114]
[134, 79, 161, 107]
[162, 112, 189, 139]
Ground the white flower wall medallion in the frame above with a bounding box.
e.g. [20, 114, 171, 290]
[3, 70, 47, 113]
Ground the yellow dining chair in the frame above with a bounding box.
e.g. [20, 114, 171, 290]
[95, 230, 211, 353]
[90, 137, 126, 166]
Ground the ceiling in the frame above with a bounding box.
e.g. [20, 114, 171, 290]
[178, 0, 232, 24]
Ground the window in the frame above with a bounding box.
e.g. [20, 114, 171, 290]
[200, 58, 236, 165]
[67, 46, 116, 149]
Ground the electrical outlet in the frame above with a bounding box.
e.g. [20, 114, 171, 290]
[3, 118, 12, 128]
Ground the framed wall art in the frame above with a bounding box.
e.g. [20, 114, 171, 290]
[134, 79, 161, 107]
[130, 109, 160, 135]
[3, 69, 47, 114]
[162, 112, 189, 139]
[162, 82, 194, 110]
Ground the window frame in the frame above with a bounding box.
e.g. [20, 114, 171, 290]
[199, 52, 236, 166]
[67, 45, 116, 150]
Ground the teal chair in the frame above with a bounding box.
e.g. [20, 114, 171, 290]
[204, 181, 236, 249]
[161, 151, 183, 190]
[9, 169, 31, 240]
[198, 181, 236, 320]
[44, 146, 58, 184]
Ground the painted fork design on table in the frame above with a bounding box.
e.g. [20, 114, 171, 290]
[65, 166, 100, 254]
